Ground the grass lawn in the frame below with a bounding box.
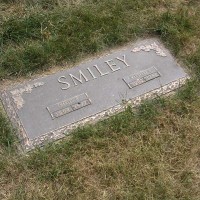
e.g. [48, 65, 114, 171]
[0, 0, 200, 199]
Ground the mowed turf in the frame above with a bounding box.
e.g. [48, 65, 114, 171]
[0, 0, 200, 199]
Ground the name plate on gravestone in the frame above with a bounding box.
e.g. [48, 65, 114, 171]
[47, 93, 91, 119]
[123, 66, 161, 88]
[0, 38, 189, 151]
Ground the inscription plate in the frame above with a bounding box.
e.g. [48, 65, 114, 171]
[123, 67, 160, 88]
[0, 38, 189, 151]
[47, 93, 91, 119]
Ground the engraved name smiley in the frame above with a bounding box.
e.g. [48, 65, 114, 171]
[57, 55, 130, 90]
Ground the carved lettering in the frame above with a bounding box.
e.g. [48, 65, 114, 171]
[58, 76, 71, 90]
[71, 99, 91, 111]
[105, 59, 120, 72]
[143, 73, 160, 82]
[123, 67, 160, 89]
[93, 65, 109, 76]
[58, 54, 131, 90]
[69, 70, 89, 86]
[87, 67, 97, 79]
[116, 55, 130, 67]
[53, 107, 73, 118]
[47, 93, 91, 119]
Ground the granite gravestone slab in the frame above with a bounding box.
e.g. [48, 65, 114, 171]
[1, 38, 189, 151]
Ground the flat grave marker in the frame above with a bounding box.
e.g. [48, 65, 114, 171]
[0, 38, 189, 151]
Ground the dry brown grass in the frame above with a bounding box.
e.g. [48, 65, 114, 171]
[0, 0, 200, 199]
[0, 97, 200, 199]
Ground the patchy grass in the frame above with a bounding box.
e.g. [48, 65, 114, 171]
[0, 105, 16, 153]
[0, 0, 200, 199]
[1, 93, 200, 199]
[1, 0, 199, 79]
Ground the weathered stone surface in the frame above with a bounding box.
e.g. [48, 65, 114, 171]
[0, 38, 189, 151]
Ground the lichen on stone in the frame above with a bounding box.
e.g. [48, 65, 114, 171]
[132, 42, 167, 57]
[10, 82, 44, 109]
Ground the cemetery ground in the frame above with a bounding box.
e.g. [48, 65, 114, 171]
[0, 0, 200, 199]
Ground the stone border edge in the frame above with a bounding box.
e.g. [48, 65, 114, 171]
[0, 76, 189, 152]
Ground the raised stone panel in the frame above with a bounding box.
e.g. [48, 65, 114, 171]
[47, 93, 91, 119]
[0, 38, 189, 151]
[123, 67, 161, 88]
